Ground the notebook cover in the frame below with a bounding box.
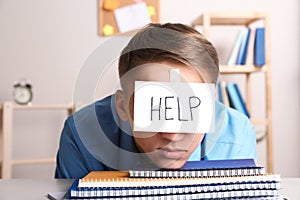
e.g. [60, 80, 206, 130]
[181, 158, 256, 170]
[132, 158, 256, 171]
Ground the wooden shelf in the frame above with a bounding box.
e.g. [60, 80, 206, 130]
[0, 102, 74, 178]
[192, 12, 267, 27]
[12, 158, 55, 165]
[192, 12, 273, 173]
[12, 103, 73, 110]
[250, 118, 268, 126]
[220, 65, 267, 74]
[0, 103, 73, 110]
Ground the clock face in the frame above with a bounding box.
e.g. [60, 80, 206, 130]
[13, 87, 32, 104]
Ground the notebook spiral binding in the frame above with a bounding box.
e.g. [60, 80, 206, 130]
[129, 167, 265, 178]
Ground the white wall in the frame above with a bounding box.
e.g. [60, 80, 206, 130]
[0, 0, 299, 178]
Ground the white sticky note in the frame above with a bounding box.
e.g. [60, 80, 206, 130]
[169, 69, 180, 83]
[114, 2, 151, 33]
[134, 81, 215, 133]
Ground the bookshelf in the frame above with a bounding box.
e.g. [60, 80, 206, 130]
[0, 102, 74, 178]
[192, 12, 273, 172]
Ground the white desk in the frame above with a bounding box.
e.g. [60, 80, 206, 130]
[0, 178, 299, 199]
[280, 178, 300, 199]
[0, 179, 72, 200]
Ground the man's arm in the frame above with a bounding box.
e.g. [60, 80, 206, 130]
[55, 118, 105, 178]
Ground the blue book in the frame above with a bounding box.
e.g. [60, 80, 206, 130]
[226, 83, 250, 118]
[227, 27, 248, 65]
[254, 27, 265, 66]
[236, 28, 251, 65]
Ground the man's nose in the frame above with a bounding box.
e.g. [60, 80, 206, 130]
[160, 132, 185, 141]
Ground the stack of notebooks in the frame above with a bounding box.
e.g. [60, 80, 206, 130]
[66, 159, 283, 199]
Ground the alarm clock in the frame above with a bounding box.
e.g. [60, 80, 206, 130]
[12, 79, 33, 105]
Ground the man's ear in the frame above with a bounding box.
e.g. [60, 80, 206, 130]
[115, 90, 129, 121]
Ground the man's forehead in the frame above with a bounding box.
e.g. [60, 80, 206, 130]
[131, 63, 173, 82]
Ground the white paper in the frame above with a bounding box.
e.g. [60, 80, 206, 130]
[134, 81, 215, 133]
[114, 2, 151, 33]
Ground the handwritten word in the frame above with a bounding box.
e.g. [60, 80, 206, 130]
[150, 96, 201, 121]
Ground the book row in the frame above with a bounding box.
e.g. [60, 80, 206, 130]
[227, 27, 265, 66]
[217, 81, 250, 118]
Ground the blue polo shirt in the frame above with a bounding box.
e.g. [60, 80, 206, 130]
[55, 95, 256, 179]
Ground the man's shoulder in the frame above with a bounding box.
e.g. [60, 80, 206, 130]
[68, 95, 116, 122]
[216, 101, 250, 127]
[214, 101, 254, 143]
[62, 94, 124, 148]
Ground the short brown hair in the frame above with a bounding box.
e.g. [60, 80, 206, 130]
[118, 23, 219, 85]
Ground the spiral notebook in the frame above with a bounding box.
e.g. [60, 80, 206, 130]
[70, 173, 281, 199]
[67, 159, 282, 199]
[129, 159, 265, 178]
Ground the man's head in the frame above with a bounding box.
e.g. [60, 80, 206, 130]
[118, 23, 219, 87]
[115, 23, 219, 169]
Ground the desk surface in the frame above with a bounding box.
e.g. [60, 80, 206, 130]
[0, 178, 299, 200]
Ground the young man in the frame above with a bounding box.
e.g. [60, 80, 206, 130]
[55, 23, 256, 179]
